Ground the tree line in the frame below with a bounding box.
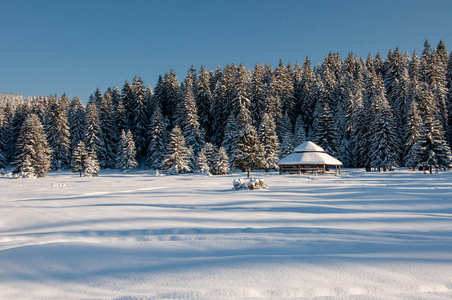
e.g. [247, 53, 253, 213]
[1, 40, 451, 177]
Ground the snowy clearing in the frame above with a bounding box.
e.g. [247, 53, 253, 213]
[1, 169, 452, 299]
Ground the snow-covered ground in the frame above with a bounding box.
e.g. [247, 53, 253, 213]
[1, 169, 452, 299]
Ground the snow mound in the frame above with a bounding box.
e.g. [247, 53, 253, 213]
[233, 178, 268, 190]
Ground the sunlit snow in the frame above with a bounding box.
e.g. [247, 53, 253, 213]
[1, 169, 451, 299]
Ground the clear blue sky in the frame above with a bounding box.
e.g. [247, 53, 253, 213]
[1, 0, 451, 102]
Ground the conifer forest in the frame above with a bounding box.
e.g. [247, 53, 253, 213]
[1, 40, 452, 177]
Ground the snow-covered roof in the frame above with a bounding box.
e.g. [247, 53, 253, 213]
[278, 151, 343, 166]
[279, 141, 343, 166]
[294, 141, 325, 153]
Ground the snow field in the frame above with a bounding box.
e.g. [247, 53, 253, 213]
[1, 169, 452, 299]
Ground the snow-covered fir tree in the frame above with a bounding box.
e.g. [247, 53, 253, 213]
[278, 113, 293, 159]
[180, 75, 205, 155]
[215, 146, 230, 175]
[196, 147, 210, 174]
[84, 148, 100, 176]
[292, 115, 307, 148]
[146, 104, 167, 170]
[196, 66, 213, 138]
[259, 112, 279, 172]
[46, 98, 71, 170]
[98, 91, 118, 168]
[13, 114, 52, 177]
[116, 130, 138, 172]
[68, 97, 86, 155]
[0, 109, 7, 168]
[131, 76, 149, 159]
[413, 83, 452, 173]
[162, 125, 190, 174]
[369, 75, 401, 171]
[232, 107, 264, 177]
[85, 102, 107, 168]
[71, 140, 88, 177]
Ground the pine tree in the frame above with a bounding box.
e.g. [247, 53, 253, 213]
[0, 108, 7, 168]
[197, 147, 210, 174]
[116, 99, 129, 133]
[68, 97, 86, 155]
[221, 113, 237, 156]
[146, 104, 167, 170]
[447, 51, 452, 146]
[314, 102, 337, 156]
[46, 98, 71, 170]
[84, 148, 100, 176]
[404, 89, 423, 169]
[98, 91, 119, 168]
[196, 66, 213, 138]
[13, 114, 52, 177]
[259, 113, 279, 172]
[180, 75, 205, 155]
[232, 107, 264, 177]
[85, 102, 107, 168]
[369, 76, 400, 171]
[116, 130, 138, 172]
[278, 112, 293, 159]
[215, 146, 230, 175]
[71, 140, 88, 176]
[162, 125, 190, 174]
[292, 115, 307, 148]
[131, 76, 149, 158]
[413, 83, 452, 173]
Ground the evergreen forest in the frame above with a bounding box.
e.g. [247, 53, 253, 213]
[1, 40, 452, 177]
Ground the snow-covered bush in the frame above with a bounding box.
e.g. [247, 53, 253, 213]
[233, 178, 268, 190]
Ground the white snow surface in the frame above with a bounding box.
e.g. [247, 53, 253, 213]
[1, 169, 452, 299]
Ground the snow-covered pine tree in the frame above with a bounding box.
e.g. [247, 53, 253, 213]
[314, 101, 338, 156]
[162, 125, 190, 174]
[46, 98, 71, 170]
[369, 75, 401, 171]
[197, 147, 210, 174]
[146, 104, 167, 170]
[231, 106, 264, 177]
[447, 51, 452, 146]
[413, 83, 452, 173]
[68, 97, 86, 155]
[203, 142, 219, 174]
[13, 114, 52, 177]
[0, 109, 7, 169]
[164, 70, 181, 127]
[259, 112, 279, 172]
[85, 102, 107, 168]
[180, 75, 205, 155]
[116, 130, 138, 172]
[71, 140, 88, 176]
[196, 66, 213, 138]
[98, 90, 118, 168]
[278, 112, 293, 159]
[427, 50, 448, 138]
[186, 146, 196, 173]
[221, 113, 237, 157]
[115, 99, 129, 133]
[85, 148, 100, 176]
[215, 146, 230, 175]
[250, 64, 267, 127]
[131, 76, 149, 159]
[292, 115, 307, 148]
[273, 60, 295, 121]
[404, 87, 423, 170]
[298, 57, 317, 136]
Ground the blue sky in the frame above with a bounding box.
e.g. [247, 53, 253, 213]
[1, 0, 451, 102]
